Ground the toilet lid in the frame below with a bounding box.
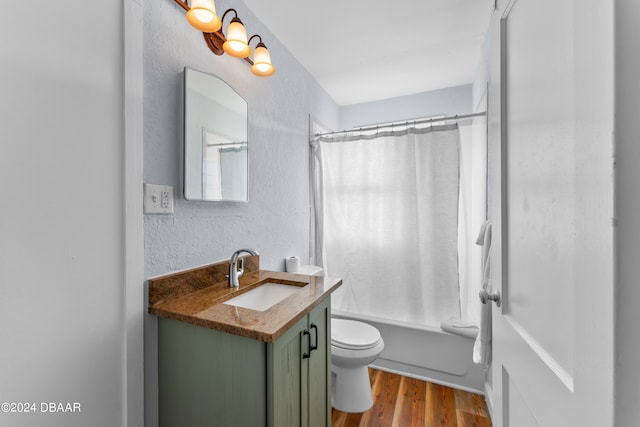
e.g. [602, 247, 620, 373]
[331, 318, 382, 350]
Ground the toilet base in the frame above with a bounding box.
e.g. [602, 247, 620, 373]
[331, 364, 373, 413]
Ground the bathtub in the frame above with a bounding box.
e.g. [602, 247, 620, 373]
[332, 308, 485, 394]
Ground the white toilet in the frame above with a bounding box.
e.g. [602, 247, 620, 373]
[331, 318, 384, 413]
[293, 264, 385, 413]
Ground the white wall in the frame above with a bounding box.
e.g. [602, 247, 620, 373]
[0, 0, 143, 426]
[614, 1, 640, 425]
[339, 84, 473, 131]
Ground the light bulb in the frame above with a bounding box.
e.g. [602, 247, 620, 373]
[186, 0, 221, 33]
[223, 19, 251, 58]
[251, 43, 275, 77]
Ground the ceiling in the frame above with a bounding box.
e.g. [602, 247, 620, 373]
[241, 0, 493, 106]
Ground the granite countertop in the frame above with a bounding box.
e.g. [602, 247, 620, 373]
[148, 260, 342, 343]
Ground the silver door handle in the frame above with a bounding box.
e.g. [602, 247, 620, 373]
[479, 288, 501, 307]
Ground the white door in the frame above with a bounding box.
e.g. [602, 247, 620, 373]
[487, 0, 614, 426]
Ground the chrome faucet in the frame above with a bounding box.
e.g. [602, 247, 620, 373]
[228, 248, 259, 287]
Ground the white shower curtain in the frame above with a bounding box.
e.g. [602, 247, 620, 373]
[311, 125, 462, 326]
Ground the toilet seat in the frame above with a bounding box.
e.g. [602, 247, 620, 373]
[331, 318, 382, 350]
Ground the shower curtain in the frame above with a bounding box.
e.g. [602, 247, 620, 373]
[311, 124, 462, 326]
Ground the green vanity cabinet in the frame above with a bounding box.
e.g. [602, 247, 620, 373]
[158, 297, 331, 427]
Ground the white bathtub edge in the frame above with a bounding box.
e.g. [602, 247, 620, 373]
[332, 308, 486, 393]
[370, 358, 485, 395]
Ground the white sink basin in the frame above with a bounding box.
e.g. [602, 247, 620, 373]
[223, 283, 301, 311]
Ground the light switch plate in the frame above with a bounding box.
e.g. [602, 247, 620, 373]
[144, 184, 174, 214]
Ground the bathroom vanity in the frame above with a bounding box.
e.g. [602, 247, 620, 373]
[148, 256, 341, 427]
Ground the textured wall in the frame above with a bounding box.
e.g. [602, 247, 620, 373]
[143, 2, 339, 425]
[144, 0, 339, 278]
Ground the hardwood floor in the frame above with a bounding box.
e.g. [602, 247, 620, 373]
[331, 368, 492, 427]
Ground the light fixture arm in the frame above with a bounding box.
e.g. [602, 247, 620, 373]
[220, 8, 239, 24]
[174, 0, 190, 13]
[248, 34, 263, 46]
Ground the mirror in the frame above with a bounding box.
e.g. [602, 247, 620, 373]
[183, 67, 248, 202]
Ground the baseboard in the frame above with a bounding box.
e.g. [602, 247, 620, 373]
[484, 380, 494, 420]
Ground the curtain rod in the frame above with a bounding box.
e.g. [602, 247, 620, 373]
[314, 111, 487, 138]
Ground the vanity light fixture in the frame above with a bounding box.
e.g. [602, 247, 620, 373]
[174, 0, 275, 77]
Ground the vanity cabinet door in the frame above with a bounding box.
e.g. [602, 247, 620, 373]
[267, 315, 308, 427]
[157, 318, 267, 427]
[267, 297, 331, 427]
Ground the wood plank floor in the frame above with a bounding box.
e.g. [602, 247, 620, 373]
[331, 368, 492, 427]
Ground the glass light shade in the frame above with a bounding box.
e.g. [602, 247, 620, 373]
[186, 0, 222, 33]
[222, 20, 251, 58]
[251, 45, 275, 77]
